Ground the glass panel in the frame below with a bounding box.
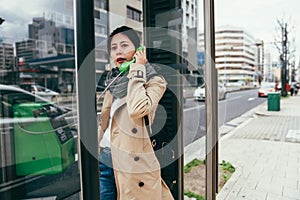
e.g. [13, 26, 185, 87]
[0, 0, 219, 199]
[183, 0, 207, 199]
[0, 0, 79, 199]
[97, 0, 186, 200]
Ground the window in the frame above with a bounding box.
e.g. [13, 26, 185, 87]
[95, 24, 107, 35]
[94, 0, 100, 8]
[100, 0, 108, 10]
[126, 6, 142, 22]
[94, 10, 100, 19]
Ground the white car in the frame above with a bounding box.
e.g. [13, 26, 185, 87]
[19, 84, 59, 102]
[193, 83, 227, 101]
[225, 80, 246, 87]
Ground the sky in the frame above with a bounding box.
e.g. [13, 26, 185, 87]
[0, 0, 71, 42]
[215, 0, 300, 63]
[0, 0, 299, 62]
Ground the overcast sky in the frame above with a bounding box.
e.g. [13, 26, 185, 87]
[0, 0, 71, 42]
[0, 0, 299, 62]
[215, 0, 300, 62]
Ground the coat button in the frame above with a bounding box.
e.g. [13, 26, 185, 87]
[151, 139, 156, 147]
[138, 181, 144, 187]
[134, 156, 140, 161]
[131, 128, 137, 134]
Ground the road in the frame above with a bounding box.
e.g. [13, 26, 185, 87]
[183, 88, 267, 146]
[60, 88, 266, 147]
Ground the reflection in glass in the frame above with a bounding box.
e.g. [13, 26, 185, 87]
[0, 0, 79, 199]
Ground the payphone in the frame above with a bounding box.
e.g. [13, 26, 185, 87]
[13, 103, 75, 175]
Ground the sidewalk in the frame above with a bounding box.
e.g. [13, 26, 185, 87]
[184, 95, 300, 200]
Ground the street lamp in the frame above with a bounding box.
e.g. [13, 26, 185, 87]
[0, 17, 5, 25]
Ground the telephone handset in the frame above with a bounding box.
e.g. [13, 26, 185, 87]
[119, 46, 144, 74]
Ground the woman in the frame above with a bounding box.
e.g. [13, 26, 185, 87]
[98, 26, 174, 200]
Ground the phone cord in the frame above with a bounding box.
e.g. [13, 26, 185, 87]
[97, 72, 122, 101]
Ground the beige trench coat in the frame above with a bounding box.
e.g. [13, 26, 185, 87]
[98, 63, 174, 200]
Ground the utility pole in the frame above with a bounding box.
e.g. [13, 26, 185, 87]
[281, 23, 288, 97]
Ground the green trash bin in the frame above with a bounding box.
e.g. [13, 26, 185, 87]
[13, 102, 75, 176]
[268, 92, 280, 111]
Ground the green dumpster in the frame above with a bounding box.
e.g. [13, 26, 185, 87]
[13, 102, 75, 176]
[268, 92, 280, 111]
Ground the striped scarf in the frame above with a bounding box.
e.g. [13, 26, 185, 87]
[106, 62, 158, 99]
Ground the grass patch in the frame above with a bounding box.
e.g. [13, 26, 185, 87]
[220, 160, 235, 173]
[184, 158, 205, 173]
[184, 190, 205, 200]
[184, 159, 235, 199]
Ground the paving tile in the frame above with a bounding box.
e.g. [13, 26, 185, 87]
[237, 188, 267, 200]
[267, 193, 298, 200]
[256, 182, 283, 195]
[285, 171, 299, 179]
[271, 177, 298, 190]
[282, 187, 300, 199]
[235, 178, 258, 190]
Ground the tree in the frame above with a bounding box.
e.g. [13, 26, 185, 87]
[274, 17, 296, 96]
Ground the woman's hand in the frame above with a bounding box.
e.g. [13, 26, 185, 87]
[134, 48, 147, 65]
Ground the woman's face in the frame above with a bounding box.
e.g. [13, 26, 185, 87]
[110, 33, 136, 68]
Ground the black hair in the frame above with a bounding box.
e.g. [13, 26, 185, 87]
[107, 26, 140, 53]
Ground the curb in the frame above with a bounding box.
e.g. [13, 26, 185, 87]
[216, 165, 242, 200]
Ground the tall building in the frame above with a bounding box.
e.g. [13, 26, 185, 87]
[15, 39, 38, 66]
[94, 0, 109, 72]
[28, 17, 75, 58]
[264, 52, 275, 82]
[0, 42, 14, 70]
[0, 42, 15, 84]
[200, 26, 257, 83]
[182, 0, 197, 52]
[178, 0, 200, 86]
[15, 15, 75, 88]
[44, 11, 74, 29]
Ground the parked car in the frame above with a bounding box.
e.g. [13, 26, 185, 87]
[251, 82, 259, 87]
[225, 80, 246, 87]
[0, 84, 79, 199]
[258, 82, 276, 97]
[19, 83, 60, 102]
[193, 83, 227, 101]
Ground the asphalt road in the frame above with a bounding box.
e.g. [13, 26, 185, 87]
[183, 88, 267, 146]
[60, 88, 267, 147]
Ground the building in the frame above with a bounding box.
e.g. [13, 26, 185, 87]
[181, 0, 198, 65]
[109, 0, 142, 31]
[0, 42, 14, 70]
[109, 0, 143, 45]
[263, 52, 275, 82]
[44, 11, 74, 29]
[15, 16, 75, 90]
[15, 39, 38, 66]
[200, 26, 257, 84]
[27, 17, 75, 58]
[94, 0, 109, 73]
[0, 42, 15, 84]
